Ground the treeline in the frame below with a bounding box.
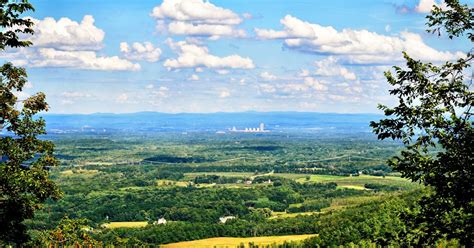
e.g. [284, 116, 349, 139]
[32, 175, 361, 228]
[31, 191, 447, 247]
[95, 215, 319, 246]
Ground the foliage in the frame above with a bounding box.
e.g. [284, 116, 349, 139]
[0, 0, 35, 50]
[305, 191, 421, 247]
[0, 0, 60, 245]
[31, 216, 101, 247]
[370, 0, 473, 245]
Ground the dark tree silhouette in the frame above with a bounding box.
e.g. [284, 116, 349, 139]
[371, 0, 473, 245]
[0, 0, 61, 245]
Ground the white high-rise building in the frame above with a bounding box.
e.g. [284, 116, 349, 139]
[259, 123, 265, 131]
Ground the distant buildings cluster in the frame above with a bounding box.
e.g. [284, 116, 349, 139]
[229, 123, 270, 133]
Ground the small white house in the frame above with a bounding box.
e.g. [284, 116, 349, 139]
[155, 218, 167, 225]
[219, 216, 236, 224]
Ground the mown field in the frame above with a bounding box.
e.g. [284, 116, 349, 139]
[161, 234, 317, 248]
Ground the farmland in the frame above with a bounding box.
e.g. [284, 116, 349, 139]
[25, 128, 420, 246]
[161, 234, 317, 248]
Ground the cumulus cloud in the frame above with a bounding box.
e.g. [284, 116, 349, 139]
[164, 39, 254, 70]
[303, 77, 328, 91]
[120, 42, 162, 62]
[28, 15, 104, 51]
[2, 15, 140, 71]
[151, 0, 245, 39]
[314, 56, 356, 80]
[260, 71, 277, 81]
[255, 15, 463, 64]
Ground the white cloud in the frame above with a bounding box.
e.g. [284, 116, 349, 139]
[260, 71, 277, 81]
[219, 89, 231, 98]
[298, 69, 310, 77]
[258, 77, 328, 98]
[58, 91, 93, 105]
[145, 84, 155, 89]
[242, 13, 253, 19]
[28, 15, 104, 51]
[314, 56, 356, 80]
[9, 48, 140, 71]
[24, 81, 34, 89]
[258, 84, 277, 94]
[13, 91, 31, 101]
[164, 39, 254, 70]
[328, 94, 347, 101]
[195, 67, 204, 73]
[216, 69, 230, 75]
[116, 93, 129, 103]
[2, 15, 140, 71]
[385, 24, 391, 32]
[151, 0, 245, 39]
[415, 0, 445, 13]
[152, 86, 169, 97]
[303, 77, 328, 91]
[61, 91, 92, 98]
[167, 21, 245, 39]
[120, 42, 162, 62]
[188, 74, 200, 80]
[60, 99, 74, 105]
[255, 15, 463, 64]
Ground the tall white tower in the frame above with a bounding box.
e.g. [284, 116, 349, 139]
[259, 123, 265, 132]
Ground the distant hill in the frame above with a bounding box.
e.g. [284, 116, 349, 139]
[41, 112, 382, 134]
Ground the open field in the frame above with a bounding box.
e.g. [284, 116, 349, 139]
[184, 173, 413, 190]
[102, 221, 148, 229]
[161, 234, 317, 248]
[157, 179, 190, 187]
[321, 194, 390, 212]
[270, 211, 318, 219]
[295, 174, 413, 188]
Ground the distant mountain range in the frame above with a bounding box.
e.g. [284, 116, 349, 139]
[40, 112, 383, 134]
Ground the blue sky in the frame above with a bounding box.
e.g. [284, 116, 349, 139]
[2, 0, 472, 113]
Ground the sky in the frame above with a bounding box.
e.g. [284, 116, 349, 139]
[1, 0, 472, 114]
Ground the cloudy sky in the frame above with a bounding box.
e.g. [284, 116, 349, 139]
[1, 0, 471, 114]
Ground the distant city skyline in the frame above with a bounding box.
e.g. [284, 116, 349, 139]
[1, 0, 471, 114]
[229, 123, 269, 133]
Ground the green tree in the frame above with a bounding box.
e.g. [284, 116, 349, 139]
[32, 216, 101, 247]
[0, 0, 61, 245]
[370, 0, 473, 245]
